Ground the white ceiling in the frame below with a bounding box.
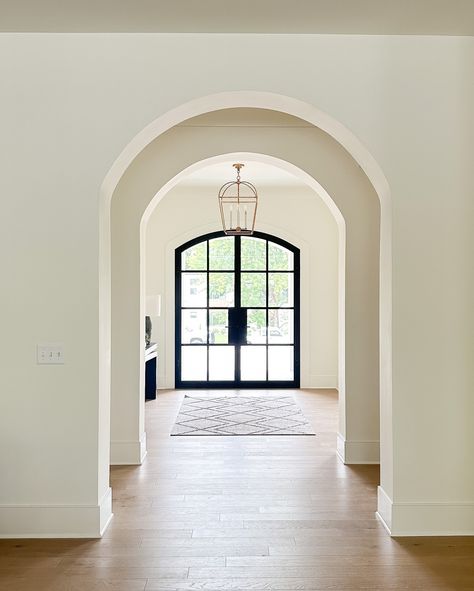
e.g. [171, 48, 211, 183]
[180, 161, 304, 188]
[1, 0, 473, 34]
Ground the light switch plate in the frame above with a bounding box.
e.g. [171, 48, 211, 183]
[37, 343, 64, 365]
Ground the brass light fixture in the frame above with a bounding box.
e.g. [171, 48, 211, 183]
[218, 163, 258, 235]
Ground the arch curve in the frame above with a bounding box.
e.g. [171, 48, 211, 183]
[100, 91, 390, 211]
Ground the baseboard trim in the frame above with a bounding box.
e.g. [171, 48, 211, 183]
[375, 510, 392, 535]
[391, 502, 474, 536]
[0, 487, 113, 538]
[337, 433, 380, 464]
[376, 486, 474, 536]
[305, 375, 338, 389]
[336, 432, 345, 462]
[110, 432, 147, 465]
[376, 485, 393, 533]
[99, 486, 113, 536]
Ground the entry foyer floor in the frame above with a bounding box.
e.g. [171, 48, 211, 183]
[1, 389, 474, 590]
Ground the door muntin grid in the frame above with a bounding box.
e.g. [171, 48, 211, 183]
[176, 231, 300, 388]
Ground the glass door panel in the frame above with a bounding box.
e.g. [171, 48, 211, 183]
[209, 346, 235, 380]
[182, 242, 207, 270]
[268, 309, 294, 344]
[182, 309, 208, 344]
[268, 273, 293, 307]
[241, 346, 266, 381]
[268, 346, 294, 380]
[181, 273, 207, 307]
[209, 310, 228, 344]
[181, 346, 207, 381]
[246, 309, 267, 344]
[268, 242, 294, 270]
[241, 273, 266, 307]
[209, 273, 234, 307]
[209, 237, 234, 270]
[241, 237, 266, 270]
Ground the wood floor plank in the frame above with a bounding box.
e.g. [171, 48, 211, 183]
[0, 580, 147, 591]
[60, 556, 225, 568]
[187, 564, 474, 579]
[145, 578, 474, 591]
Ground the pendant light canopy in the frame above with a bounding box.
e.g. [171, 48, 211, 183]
[218, 163, 258, 236]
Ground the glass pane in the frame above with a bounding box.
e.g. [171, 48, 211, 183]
[209, 309, 228, 344]
[209, 273, 234, 307]
[268, 346, 294, 380]
[241, 273, 266, 307]
[181, 346, 207, 381]
[241, 346, 266, 381]
[181, 242, 207, 270]
[209, 237, 234, 270]
[182, 309, 207, 344]
[268, 273, 293, 307]
[268, 310, 294, 344]
[182, 273, 206, 307]
[246, 309, 267, 344]
[209, 346, 235, 381]
[241, 237, 266, 270]
[269, 242, 294, 271]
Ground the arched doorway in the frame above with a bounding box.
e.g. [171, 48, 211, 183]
[175, 231, 300, 388]
[109, 113, 381, 466]
[104, 98, 391, 528]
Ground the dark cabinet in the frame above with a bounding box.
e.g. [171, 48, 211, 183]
[145, 342, 157, 399]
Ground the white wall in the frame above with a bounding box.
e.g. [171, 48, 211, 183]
[0, 33, 472, 536]
[145, 182, 339, 390]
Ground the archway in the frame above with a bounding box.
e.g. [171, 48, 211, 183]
[144, 153, 344, 402]
[100, 96, 392, 529]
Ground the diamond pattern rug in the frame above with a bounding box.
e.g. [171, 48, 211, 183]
[171, 395, 315, 436]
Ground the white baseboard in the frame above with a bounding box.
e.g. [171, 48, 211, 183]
[376, 485, 393, 532]
[336, 433, 380, 464]
[110, 432, 147, 465]
[99, 487, 113, 535]
[336, 432, 345, 461]
[390, 503, 474, 536]
[0, 487, 113, 538]
[158, 380, 339, 390]
[305, 375, 338, 389]
[377, 486, 474, 536]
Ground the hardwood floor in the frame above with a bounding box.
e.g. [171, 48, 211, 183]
[1, 388, 474, 590]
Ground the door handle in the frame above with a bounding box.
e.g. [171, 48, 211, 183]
[228, 308, 247, 345]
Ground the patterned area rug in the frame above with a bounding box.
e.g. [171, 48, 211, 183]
[171, 395, 315, 436]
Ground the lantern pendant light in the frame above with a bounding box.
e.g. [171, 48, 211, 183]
[218, 163, 258, 236]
